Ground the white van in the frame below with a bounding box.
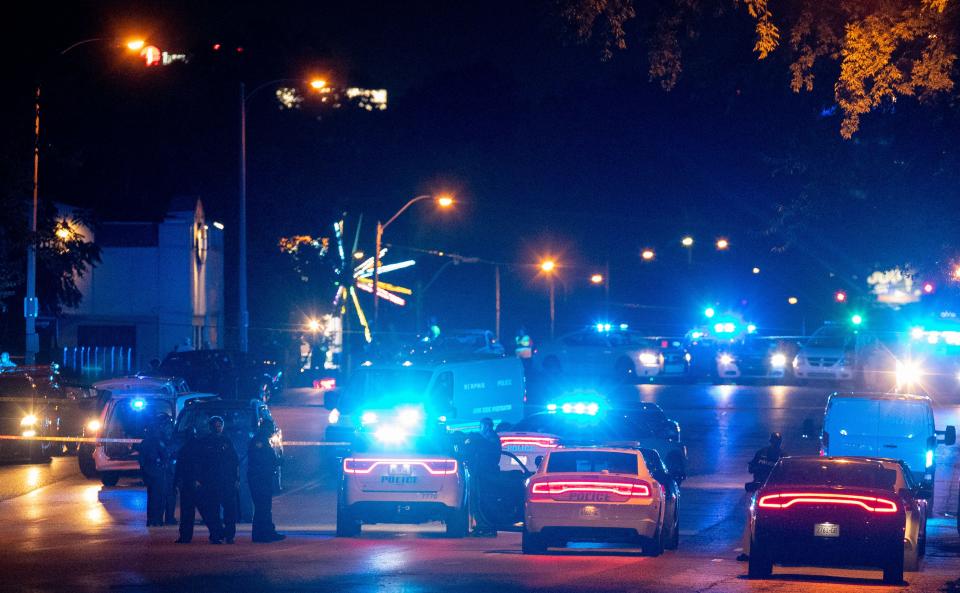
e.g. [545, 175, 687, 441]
[325, 357, 526, 446]
[821, 392, 956, 486]
[90, 377, 216, 486]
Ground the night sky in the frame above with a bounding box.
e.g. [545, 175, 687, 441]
[4, 1, 959, 345]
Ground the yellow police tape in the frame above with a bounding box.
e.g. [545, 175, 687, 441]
[0, 434, 349, 446]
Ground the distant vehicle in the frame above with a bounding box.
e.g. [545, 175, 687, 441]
[89, 378, 216, 486]
[747, 456, 930, 583]
[78, 376, 192, 478]
[523, 447, 680, 555]
[155, 350, 282, 400]
[714, 337, 797, 383]
[175, 398, 282, 521]
[657, 338, 691, 380]
[408, 330, 506, 361]
[324, 357, 526, 449]
[793, 324, 877, 383]
[336, 428, 469, 537]
[497, 403, 687, 481]
[0, 366, 80, 463]
[537, 327, 663, 380]
[820, 392, 955, 489]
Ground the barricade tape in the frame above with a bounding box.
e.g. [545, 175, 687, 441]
[0, 434, 350, 447]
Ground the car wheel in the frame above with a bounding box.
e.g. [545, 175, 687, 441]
[100, 472, 120, 487]
[78, 450, 98, 479]
[542, 357, 561, 376]
[335, 504, 361, 537]
[521, 529, 547, 554]
[643, 526, 664, 557]
[747, 548, 773, 578]
[883, 549, 904, 584]
[445, 504, 469, 538]
[666, 506, 680, 550]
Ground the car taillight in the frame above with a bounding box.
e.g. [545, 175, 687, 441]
[530, 480, 652, 498]
[757, 492, 897, 513]
[500, 436, 559, 448]
[343, 458, 457, 475]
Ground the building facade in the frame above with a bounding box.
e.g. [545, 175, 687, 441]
[61, 198, 224, 369]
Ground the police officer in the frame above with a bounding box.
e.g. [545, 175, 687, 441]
[198, 416, 239, 544]
[174, 427, 202, 543]
[465, 418, 502, 537]
[748, 432, 786, 486]
[248, 422, 285, 543]
[159, 416, 178, 525]
[738, 432, 786, 561]
[137, 415, 169, 527]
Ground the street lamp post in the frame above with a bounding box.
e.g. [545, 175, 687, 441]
[25, 37, 144, 364]
[373, 194, 452, 332]
[238, 77, 326, 352]
[540, 260, 556, 339]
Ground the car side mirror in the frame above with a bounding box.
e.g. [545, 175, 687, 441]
[744, 481, 760, 493]
[941, 425, 957, 446]
[913, 485, 934, 501]
[534, 455, 544, 469]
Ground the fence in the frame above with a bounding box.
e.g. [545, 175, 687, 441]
[61, 346, 136, 379]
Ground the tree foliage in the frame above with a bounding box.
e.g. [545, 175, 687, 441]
[556, 0, 957, 137]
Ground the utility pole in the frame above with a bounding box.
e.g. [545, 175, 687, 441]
[494, 265, 501, 342]
[25, 86, 41, 364]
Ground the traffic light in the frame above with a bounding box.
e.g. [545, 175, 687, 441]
[922, 282, 935, 294]
[834, 290, 847, 303]
[704, 307, 716, 318]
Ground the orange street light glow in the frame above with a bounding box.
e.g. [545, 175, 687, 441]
[309, 79, 327, 90]
[126, 39, 146, 51]
[787, 296, 799, 305]
[436, 195, 454, 208]
[306, 318, 321, 332]
[716, 238, 729, 250]
[641, 249, 655, 261]
[590, 274, 603, 284]
[55, 227, 71, 240]
[681, 236, 694, 247]
[540, 260, 556, 273]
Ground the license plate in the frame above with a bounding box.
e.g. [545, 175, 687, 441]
[814, 522, 840, 538]
[387, 463, 412, 475]
[580, 505, 601, 518]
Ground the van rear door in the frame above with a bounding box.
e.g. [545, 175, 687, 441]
[877, 400, 930, 474]
[825, 398, 880, 457]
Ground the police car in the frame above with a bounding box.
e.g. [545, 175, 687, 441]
[523, 446, 680, 554]
[498, 401, 687, 481]
[336, 414, 468, 537]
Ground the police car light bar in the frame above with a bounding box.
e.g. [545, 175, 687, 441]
[343, 458, 458, 475]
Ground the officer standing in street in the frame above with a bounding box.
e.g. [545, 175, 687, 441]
[137, 415, 169, 527]
[159, 417, 178, 525]
[737, 432, 786, 561]
[464, 417, 502, 537]
[247, 422, 285, 543]
[198, 416, 239, 544]
[174, 426, 202, 543]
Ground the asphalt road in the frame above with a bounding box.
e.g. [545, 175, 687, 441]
[0, 383, 958, 593]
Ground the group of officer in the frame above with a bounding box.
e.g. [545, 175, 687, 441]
[137, 414, 285, 544]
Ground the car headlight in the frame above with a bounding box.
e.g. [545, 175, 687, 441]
[86, 419, 102, 433]
[327, 409, 340, 424]
[374, 424, 407, 444]
[360, 411, 378, 426]
[896, 360, 923, 387]
[684, 352, 692, 363]
[638, 352, 659, 366]
[793, 355, 801, 368]
[20, 414, 38, 427]
[719, 354, 734, 365]
[770, 353, 787, 368]
[397, 407, 422, 427]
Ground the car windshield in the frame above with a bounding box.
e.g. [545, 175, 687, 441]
[547, 451, 638, 474]
[806, 327, 853, 349]
[105, 398, 174, 439]
[339, 369, 435, 412]
[177, 406, 257, 437]
[512, 412, 658, 442]
[766, 458, 896, 490]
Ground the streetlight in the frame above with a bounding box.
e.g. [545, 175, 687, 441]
[787, 296, 799, 305]
[306, 318, 321, 333]
[641, 249, 655, 261]
[590, 273, 603, 284]
[24, 36, 147, 364]
[752, 267, 761, 274]
[540, 259, 557, 338]
[681, 236, 694, 264]
[373, 194, 454, 330]
[238, 76, 333, 352]
[716, 238, 729, 250]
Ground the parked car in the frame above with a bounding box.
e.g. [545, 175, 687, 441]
[714, 337, 798, 384]
[537, 327, 663, 381]
[0, 365, 79, 462]
[155, 350, 282, 400]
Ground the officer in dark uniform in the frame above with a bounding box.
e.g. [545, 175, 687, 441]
[748, 432, 786, 486]
[198, 416, 240, 544]
[464, 418, 502, 537]
[137, 415, 169, 527]
[159, 416, 178, 525]
[174, 427, 203, 543]
[738, 432, 786, 561]
[248, 422, 285, 543]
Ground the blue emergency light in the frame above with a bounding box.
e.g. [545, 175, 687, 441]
[131, 398, 146, 411]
